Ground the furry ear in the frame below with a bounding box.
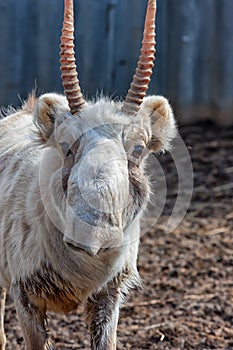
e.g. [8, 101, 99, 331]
[141, 96, 177, 153]
[33, 93, 69, 141]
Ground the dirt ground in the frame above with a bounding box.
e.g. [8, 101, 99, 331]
[4, 122, 233, 349]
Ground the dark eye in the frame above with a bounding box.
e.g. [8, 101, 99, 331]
[66, 149, 73, 157]
[132, 145, 144, 158]
[60, 142, 73, 157]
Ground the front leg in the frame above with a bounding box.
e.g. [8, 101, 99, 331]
[0, 287, 6, 350]
[85, 281, 120, 350]
[11, 282, 53, 350]
[85, 268, 140, 350]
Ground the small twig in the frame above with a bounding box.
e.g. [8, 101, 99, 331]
[213, 182, 233, 192]
[144, 323, 167, 331]
[158, 330, 165, 341]
[124, 299, 162, 308]
[183, 293, 216, 301]
[225, 166, 233, 174]
[204, 227, 229, 235]
[121, 322, 168, 332]
[226, 212, 233, 220]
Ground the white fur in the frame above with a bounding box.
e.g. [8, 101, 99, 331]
[0, 93, 177, 349]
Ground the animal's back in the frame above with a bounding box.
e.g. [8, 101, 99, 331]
[0, 106, 42, 287]
[0, 102, 40, 191]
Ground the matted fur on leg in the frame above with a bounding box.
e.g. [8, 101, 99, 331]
[0, 288, 6, 350]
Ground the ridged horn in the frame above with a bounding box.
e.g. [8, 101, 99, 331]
[60, 0, 85, 115]
[122, 0, 156, 116]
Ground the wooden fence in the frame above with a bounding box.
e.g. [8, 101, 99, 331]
[0, 0, 232, 125]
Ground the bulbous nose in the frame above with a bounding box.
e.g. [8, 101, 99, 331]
[76, 140, 129, 214]
[64, 236, 99, 256]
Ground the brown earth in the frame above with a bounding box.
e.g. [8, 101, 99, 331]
[4, 122, 233, 349]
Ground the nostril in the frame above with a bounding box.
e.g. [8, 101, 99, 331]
[99, 247, 112, 254]
[64, 237, 100, 256]
[65, 241, 82, 252]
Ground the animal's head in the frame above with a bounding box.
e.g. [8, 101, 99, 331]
[34, 0, 177, 256]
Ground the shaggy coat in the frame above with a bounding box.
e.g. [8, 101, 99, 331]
[0, 93, 176, 349]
